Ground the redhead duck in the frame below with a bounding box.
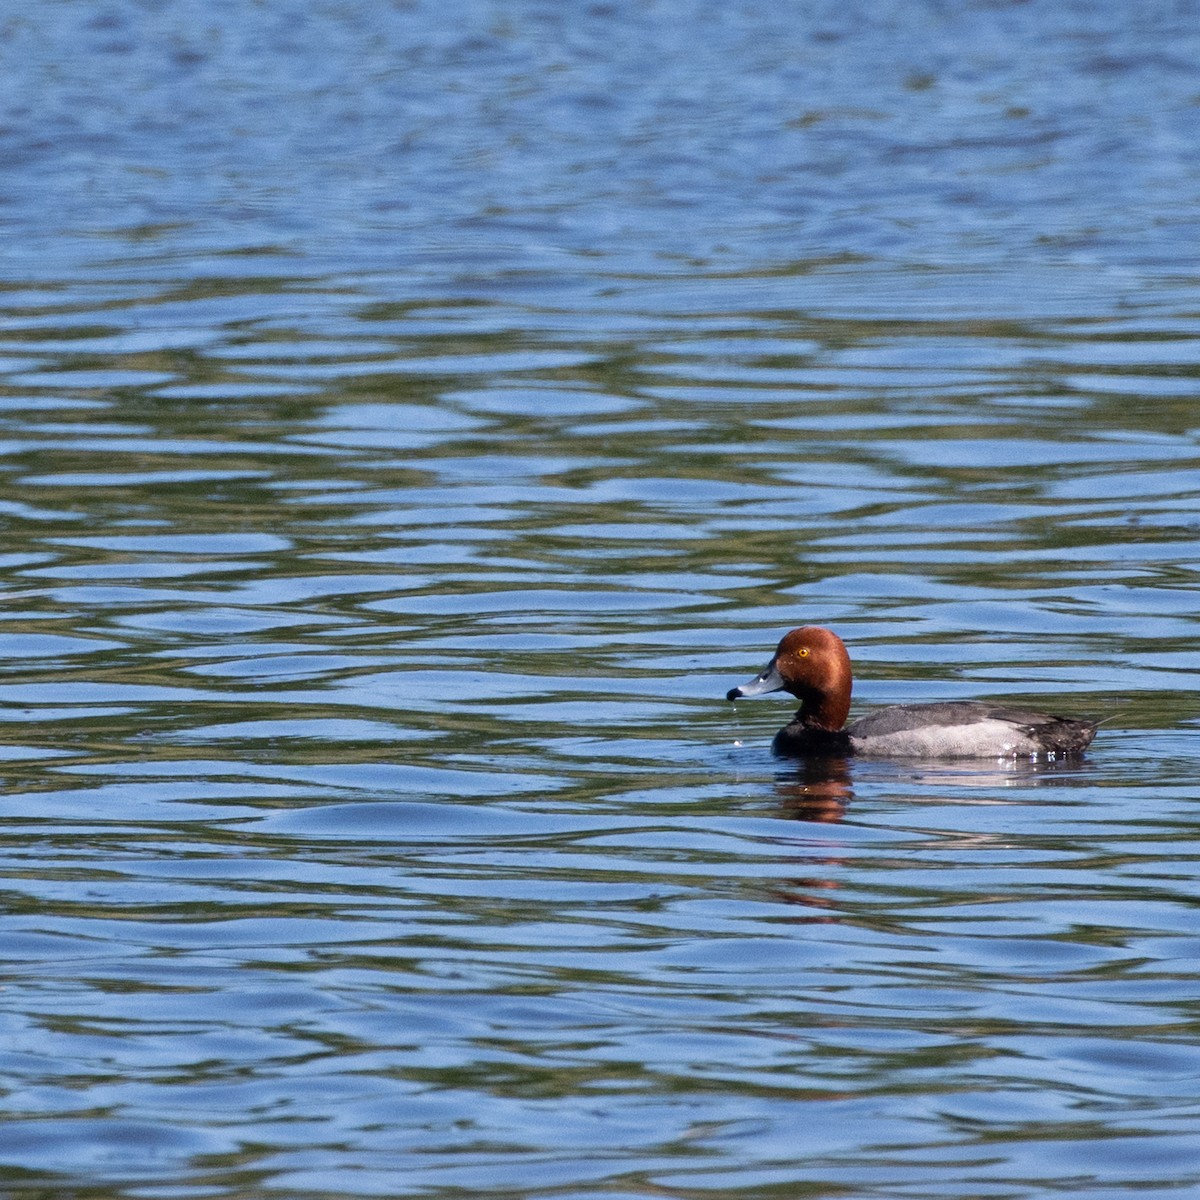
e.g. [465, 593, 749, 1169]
[726, 626, 1098, 759]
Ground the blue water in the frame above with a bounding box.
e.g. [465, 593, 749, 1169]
[1, 3, 1200, 1197]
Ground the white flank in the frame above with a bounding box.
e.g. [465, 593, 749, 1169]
[850, 718, 1042, 759]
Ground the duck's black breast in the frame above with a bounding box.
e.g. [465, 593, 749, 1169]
[771, 721, 853, 758]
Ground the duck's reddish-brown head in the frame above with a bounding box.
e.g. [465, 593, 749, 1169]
[725, 626, 853, 731]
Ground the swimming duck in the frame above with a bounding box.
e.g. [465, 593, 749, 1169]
[726, 626, 1098, 758]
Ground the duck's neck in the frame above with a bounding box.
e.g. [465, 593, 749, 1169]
[797, 685, 851, 732]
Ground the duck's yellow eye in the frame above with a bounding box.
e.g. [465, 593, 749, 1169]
[798, 648, 809, 658]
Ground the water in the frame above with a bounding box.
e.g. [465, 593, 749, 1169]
[2, 2, 1200, 1197]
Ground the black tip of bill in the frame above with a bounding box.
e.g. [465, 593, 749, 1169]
[725, 687, 743, 702]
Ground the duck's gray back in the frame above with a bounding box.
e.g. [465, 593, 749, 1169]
[846, 701, 1097, 758]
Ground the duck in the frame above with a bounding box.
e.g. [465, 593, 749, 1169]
[726, 626, 1098, 759]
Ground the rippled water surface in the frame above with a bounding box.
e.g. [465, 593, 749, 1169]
[3, 3, 1200, 1197]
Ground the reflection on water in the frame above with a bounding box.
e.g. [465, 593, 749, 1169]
[1, 1, 1199, 1197]
[774, 756, 855, 823]
[770, 752, 1100, 823]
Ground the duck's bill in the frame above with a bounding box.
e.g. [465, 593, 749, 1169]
[726, 657, 784, 701]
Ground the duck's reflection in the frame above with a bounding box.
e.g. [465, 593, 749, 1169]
[763, 756, 851, 914]
[762, 753, 1096, 916]
[772, 751, 1097, 824]
[774, 755, 854, 823]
